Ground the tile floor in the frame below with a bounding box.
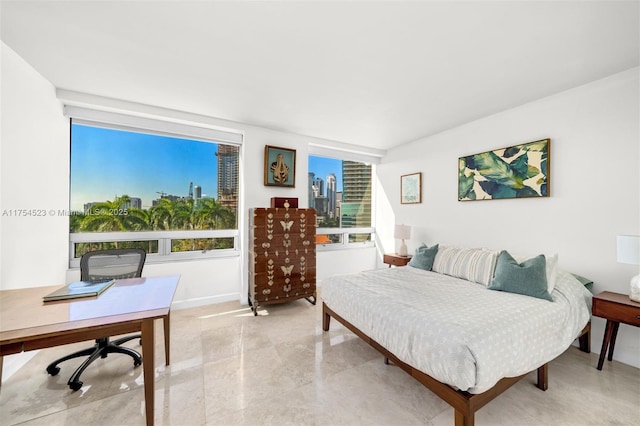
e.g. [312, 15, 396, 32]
[1, 299, 639, 426]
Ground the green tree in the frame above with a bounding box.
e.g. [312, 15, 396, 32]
[193, 198, 234, 230]
[150, 198, 195, 230]
[69, 211, 85, 233]
[80, 195, 148, 235]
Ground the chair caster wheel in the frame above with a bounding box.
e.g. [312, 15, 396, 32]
[47, 366, 60, 376]
[69, 381, 83, 391]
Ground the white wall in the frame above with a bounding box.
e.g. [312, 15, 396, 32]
[376, 68, 640, 368]
[1, 42, 70, 288]
[0, 42, 377, 308]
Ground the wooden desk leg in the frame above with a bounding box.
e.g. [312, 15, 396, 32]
[597, 320, 615, 370]
[141, 319, 155, 426]
[163, 313, 171, 365]
[607, 322, 620, 362]
[0, 355, 3, 386]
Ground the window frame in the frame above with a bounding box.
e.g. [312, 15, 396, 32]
[314, 227, 376, 251]
[308, 145, 381, 252]
[66, 106, 243, 267]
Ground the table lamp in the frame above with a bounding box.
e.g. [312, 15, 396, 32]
[617, 235, 640, 302]
[394, 224, 411, 257]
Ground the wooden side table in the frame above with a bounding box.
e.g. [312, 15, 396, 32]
[383, 253, 412, 268]
[592, 291, 640, 370]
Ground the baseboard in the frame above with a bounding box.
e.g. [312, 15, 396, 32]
[171, 292, 240, 310]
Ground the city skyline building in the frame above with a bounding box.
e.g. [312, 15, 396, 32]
[216, 145, 239, 213]
[340, 161, 372, 233]
[194, 185, 202, 206]
[84, 196, 141, 213]
[313, 176, 324, 197]
[326, 173, 336, 219]
[308, 172, 315, 209]
[124, 197, 142, 209]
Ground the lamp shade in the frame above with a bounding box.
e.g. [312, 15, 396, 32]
[617, 235, 640, 265]
[394, 224, 411, 240]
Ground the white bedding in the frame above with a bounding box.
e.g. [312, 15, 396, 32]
[321, 266, 592, 394]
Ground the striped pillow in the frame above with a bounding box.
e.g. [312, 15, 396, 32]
[432, 246, 500, 286]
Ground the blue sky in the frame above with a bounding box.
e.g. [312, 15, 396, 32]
[71, 124, 218, 210]
[309, 156, 343, 192]
[71, 124, 344, 210]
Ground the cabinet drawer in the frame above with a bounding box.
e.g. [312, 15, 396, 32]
[593, 298, 640, 327]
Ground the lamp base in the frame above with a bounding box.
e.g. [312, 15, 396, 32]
[630, 274, 640, 303]
[398, 240, 408, 257]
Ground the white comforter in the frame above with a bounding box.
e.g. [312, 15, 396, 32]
[321, 267, 592, 394]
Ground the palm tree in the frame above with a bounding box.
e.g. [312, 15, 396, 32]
[192, 198, 236, 250]
[69, 211, 85, 233]
[80, 196, 148, 247]
[193, 198, 227, 229]
[150, 198, 195, 230]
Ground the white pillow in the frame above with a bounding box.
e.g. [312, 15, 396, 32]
[433, 246, 500, 286]
[515, 253, 558, 293]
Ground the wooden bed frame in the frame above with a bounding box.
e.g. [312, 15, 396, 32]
[323, 302, 591, 426]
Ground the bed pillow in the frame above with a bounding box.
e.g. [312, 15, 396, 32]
[408, 243, 439, 271]
[488, 251, 552, 301]
[515, 253, 558, 293]
[570, 272, 594, 293]
[432, 246, 500, 286]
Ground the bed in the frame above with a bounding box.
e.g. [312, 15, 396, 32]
[321, 257, 592, 426]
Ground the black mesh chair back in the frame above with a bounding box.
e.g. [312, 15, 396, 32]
[81, 248, 146, 281]
[46, 248, 147, 391]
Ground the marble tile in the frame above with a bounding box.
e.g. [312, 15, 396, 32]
[1, 300, 639, 426]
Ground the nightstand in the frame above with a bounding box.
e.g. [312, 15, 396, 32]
[383, 253, 412, 268]
[592, 291, 640, 370]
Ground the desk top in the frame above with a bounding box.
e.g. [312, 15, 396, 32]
[0, 275, 179, 344]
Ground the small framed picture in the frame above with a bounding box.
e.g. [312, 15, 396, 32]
[264, 145, 296, 187]
[401, 172, 422, 204]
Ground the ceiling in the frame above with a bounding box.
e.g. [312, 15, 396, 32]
[1, 1, 638, 151]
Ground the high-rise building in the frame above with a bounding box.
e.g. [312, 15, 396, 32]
[326, 173, 336, 218]
[124, 197, 142, 209]
[308, 172, 315, 209]
[85, 197, 142, 212]
[341, 161, 372, 233]
[314, 196, 328, 218]
[216, 145, 239, 213]
[313, 176, 324, 196]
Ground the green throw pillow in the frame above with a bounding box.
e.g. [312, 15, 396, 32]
[488, 251, 552, 301]
[570, 273, 594, 293]
[408, 243, 439, 271]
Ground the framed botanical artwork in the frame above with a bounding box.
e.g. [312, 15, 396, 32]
[458, 138, 550, 201]
[401, 172, 422, 204]
[264, 145, 296, 187]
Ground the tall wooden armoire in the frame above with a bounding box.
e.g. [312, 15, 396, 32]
[248, 205, 316, 315]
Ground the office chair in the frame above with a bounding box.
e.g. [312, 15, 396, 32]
[46, 248, 146, 391]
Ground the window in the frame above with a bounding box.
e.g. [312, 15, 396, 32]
[308, 155, 375, 249]
[67, 108, 241, 266]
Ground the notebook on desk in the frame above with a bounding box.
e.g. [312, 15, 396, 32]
[43, 279, 116, 302]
